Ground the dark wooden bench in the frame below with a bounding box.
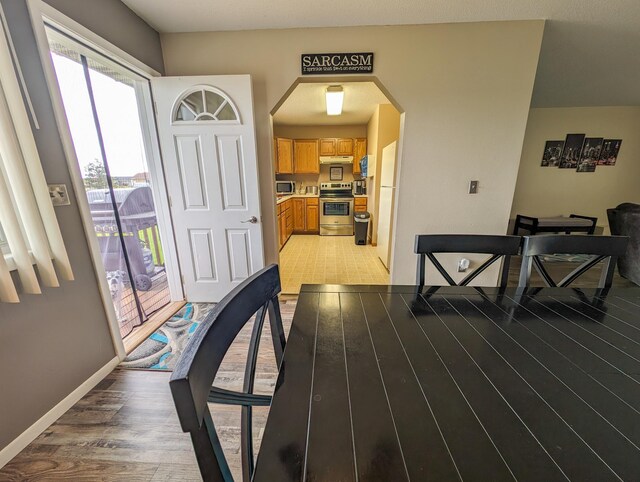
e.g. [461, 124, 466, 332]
[512, 214, 597, 235]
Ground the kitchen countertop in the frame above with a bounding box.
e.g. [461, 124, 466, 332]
[277, 193, 367, 204]
[276, 193, 319, 204]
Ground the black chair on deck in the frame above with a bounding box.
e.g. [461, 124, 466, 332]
[414, 234, 522, 287]
[170, 264, 286, 482]
[518, 235, 629, 288]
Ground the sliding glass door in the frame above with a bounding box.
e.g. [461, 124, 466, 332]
[46, 27, 172, 338]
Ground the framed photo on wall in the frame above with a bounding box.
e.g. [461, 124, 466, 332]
[329, 166, 343, 181]
[598, 139, 623, 165]
[576, 137, 603, 172]
[558, 133, 586, 169]
[540, 140, 564, 167]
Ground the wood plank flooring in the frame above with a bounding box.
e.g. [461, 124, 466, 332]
[0, 298, 296, 482]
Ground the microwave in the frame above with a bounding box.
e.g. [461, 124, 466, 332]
[276, 181, 295, 194]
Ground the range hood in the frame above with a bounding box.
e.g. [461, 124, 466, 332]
[319, 156, 354, 165]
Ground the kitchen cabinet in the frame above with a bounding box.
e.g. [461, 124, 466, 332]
[353, 138, 367, 176]
[285, 200, 293, 239]
[292, 198, 306, 232]
[292, 197, 320, 234]
[319, 138, 336, 156]
[294, 139, 319, 174]
[319, 138, 353, 156]
[278, 198, 295, 249]
[278, 205, 286, 249]
[306, 199, 319, 232]
[354, 197, 367, 213]
[336, 138, 354, 156]
[275, 137, 293, 174]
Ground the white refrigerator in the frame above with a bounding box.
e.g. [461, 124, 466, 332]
[377, 141, 397, 270]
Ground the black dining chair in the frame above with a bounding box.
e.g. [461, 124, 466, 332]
[518, 235, 630, 288]
[414, 234, 522, 287]
[169, 264, 286, 482]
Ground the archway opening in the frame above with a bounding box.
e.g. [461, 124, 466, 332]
[270, 77, 405, 294]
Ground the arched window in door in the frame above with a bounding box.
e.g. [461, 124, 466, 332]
[173, 86, 240, 123]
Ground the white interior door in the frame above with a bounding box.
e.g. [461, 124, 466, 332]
[152, 75, 264, 302]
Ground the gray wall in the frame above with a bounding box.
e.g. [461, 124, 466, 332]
[43, 0, 164, 74]
[162, 21, 544, 284]
[0, 0, 162, 452]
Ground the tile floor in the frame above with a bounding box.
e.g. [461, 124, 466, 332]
[279, 234, 389, 294]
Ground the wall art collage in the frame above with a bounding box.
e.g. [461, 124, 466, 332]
[540, 134, 622, 172]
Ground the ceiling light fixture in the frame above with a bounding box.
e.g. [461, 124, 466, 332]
[325, 85, 344, 116]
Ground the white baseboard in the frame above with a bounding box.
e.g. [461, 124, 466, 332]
[0, 355, 120, 468]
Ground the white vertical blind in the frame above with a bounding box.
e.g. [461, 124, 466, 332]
[0, 18, 73, 282]
[0, 241, 18, 302]
[0, 165, 40, 296]
[0, 85, 57, 288]
[0, 16, 73, 302]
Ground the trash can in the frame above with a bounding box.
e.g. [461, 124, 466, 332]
[354, 211, 370, 245]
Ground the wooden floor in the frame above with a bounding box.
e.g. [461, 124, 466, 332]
[0, 297, 296, 482]
[0, 263, 635, 481]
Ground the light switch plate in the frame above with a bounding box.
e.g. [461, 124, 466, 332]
[469, 180, 479, 194]
[49, 184, 71, 206]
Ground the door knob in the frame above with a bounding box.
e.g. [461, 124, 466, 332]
[241, 216, 258, 224]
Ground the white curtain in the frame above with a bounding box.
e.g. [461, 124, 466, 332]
[0, 18, 73, 302]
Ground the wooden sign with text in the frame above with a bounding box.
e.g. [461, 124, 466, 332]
[301, 53, 374, 75]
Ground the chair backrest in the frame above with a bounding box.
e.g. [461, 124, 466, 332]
[169, 264, 285, 482]
[414, 234, 522, 287]
[518, 235, 630, 288]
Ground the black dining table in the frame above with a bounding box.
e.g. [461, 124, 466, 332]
[253, 284, 640, 482]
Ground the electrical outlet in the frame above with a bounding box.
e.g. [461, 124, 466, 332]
[469, 180, 479, 194]
[49, 184, 71, 206]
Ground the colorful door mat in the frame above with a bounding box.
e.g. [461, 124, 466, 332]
[121, 302, 215, 370]
[121, 298, 297, 371]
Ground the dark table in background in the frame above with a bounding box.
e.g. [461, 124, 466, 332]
[253, 285, 640, 482]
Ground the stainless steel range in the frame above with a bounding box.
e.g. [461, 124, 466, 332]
[319, 182, 354, 236]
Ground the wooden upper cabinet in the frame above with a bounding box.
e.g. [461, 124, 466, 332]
[294, 139, 319, 174]
[275, 137, 293, 174]
[353, 138, 367, 176]
[336, 138, 354, 156]
[319, 138, 337, 156]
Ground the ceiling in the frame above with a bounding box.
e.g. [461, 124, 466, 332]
[273, 82, 390, 126]
[121, 0, 640, 107]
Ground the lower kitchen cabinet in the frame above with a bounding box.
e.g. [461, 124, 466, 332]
[278, 199, 294, 249]
[292, 197, 319, 234]
[292, 199, 306, 232]
[306, 199, 319, 232]
[280, 197, 319, 250]
[354, 197, 368, 212]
